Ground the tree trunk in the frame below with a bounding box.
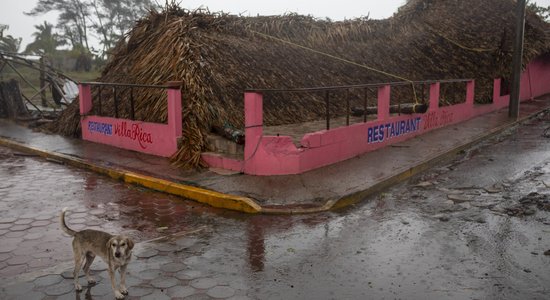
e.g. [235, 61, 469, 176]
[0, 79, 30, 119]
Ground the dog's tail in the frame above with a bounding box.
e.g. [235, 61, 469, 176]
[60, 207, 77, 236]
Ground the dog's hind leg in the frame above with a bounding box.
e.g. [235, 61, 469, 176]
[119, 264, 128, 295]
[73, 253, 85, 292]
[82, 252, 96, 285]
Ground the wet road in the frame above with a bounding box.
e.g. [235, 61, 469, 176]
[1, 112, 549, 300]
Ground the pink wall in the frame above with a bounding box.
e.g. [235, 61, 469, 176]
[527, 58, 550, 97]
[80, 85, 182, 157]
[203, 56, 550, 175]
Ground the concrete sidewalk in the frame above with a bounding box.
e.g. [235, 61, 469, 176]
[1, 97, 549, 214]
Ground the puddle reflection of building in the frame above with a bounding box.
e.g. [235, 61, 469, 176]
[247, 215, 266, 272]
[84, 174, 98, 191]
[246, 214, 330, 273]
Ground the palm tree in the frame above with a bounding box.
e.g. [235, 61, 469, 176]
[24, 21, 66, 56]
[0, 24, 22, 53]
[528, 3, 550, 21]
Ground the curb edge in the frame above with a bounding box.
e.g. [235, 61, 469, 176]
[0, 137, 262, 214]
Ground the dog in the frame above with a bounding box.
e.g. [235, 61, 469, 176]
[60, 207, 134, 299]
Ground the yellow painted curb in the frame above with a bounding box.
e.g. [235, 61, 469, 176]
[123, 173, 262, 213]
[0, 138, 262, 214]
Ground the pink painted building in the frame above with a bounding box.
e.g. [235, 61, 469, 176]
[79, 83, 182, 158]
[202, 56, 550, 175]
[78, 58, 550, 176]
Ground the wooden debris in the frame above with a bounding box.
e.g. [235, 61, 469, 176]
[484, 183, 504, 194]
[447, 194, 473, 203]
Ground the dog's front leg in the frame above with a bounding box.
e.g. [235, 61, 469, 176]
[119, 264, 128, 295]
[108, 267, 124, 299]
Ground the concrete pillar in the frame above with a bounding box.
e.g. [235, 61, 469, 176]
[167, 87, 182, 138]
[429, 82, 440, 112]
[244, 92, 263, 160]
[377, 85, 390, 121]
[466, 80, 475, 106]
[493, 79, 502, 104]
[79, 84, 92, 115]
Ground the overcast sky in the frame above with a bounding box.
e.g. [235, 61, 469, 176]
[2, 0, 550, 49]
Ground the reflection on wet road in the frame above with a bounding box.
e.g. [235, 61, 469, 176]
[1, 113, 549, 299]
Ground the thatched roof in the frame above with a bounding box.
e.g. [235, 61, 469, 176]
[48, 0, 550, 168]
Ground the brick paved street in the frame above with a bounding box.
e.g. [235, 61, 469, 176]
[0, 146, 253, 300]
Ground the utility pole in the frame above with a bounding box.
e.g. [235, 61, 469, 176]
[509, 0, 526, 119]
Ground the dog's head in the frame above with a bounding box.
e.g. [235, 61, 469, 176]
[107, 235, 134, 260]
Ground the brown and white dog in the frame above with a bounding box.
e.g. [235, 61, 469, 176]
[60, 208, 134, 299]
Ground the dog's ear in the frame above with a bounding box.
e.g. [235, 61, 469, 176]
[126, 237, 134, 250]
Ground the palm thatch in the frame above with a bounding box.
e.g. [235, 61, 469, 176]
[47, 0, 550, 168]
